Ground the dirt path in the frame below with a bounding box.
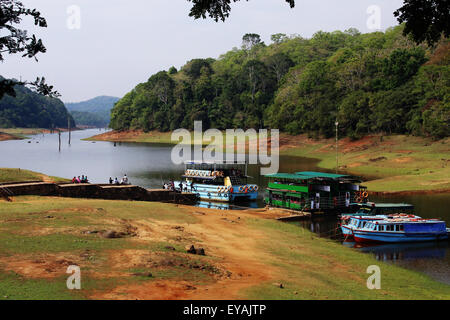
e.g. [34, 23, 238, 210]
[91, 207, 282, 300]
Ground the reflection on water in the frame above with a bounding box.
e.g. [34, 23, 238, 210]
[345, 241, 449, 261]
[0, 129, 318, 192]
[196, 201, 259, 210]
[1, 129, 450, 284]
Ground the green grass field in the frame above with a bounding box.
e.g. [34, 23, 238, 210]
[0, 168, 69, 184]
[282, 135, 450, 192]
[0, 128, 48, 140]
[0, 196, 448, 300]
[244, 218, 450, 300]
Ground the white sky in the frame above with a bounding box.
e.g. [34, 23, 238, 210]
[0, 0, 404, 102]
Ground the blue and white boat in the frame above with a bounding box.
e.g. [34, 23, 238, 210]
[352, 218, 449, 243]
[341, 216, 386, 240]
[340, 203, 418, 240]
[175, 161, 258, 203]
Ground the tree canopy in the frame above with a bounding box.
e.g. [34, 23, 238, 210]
[110, 27, 449, 139]
[394, 0, 450, 46]
[187, 0, 295, 21]
[0, 0, 58, 99]
[187, 0, 449, 47]
[0, 76, 74, 128]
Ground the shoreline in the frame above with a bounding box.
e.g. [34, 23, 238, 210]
[0, 127, 81, 141]
[87, 130, 450, 195]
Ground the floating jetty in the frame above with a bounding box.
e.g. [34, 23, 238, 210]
[0, 181, 198, 204]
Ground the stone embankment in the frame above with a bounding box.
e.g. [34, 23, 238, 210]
[0, 181, 197, 204]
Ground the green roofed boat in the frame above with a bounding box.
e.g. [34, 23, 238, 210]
[264, 171, 368, 213]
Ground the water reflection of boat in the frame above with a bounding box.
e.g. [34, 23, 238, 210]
[196, 201, 230, 210]
[344, 241, 448, 260]
[196, 201, 259, 210]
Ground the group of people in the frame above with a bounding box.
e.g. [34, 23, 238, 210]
[109, 174, 130, 185]
[72, 175, 89, 184]
[163, 180, 195, 193]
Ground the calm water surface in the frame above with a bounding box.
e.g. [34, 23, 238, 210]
[1, 129, 449, 284]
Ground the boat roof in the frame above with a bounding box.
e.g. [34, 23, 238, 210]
[265, 171, 360, 182]
[295, 171, 351, 179]
[185, 160, 247, 165]
[349, 216, 386, 220]
[360, 202, 414, 208]
[265, 173, 311, 180]
[373, 219, 444, 224]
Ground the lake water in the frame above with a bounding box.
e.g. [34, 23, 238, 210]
[1, 129, 449, 285]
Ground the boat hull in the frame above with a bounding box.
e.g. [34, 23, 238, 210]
[353, 230, 448, 243]
[341, 225, 354, 240]
[175, 181, 258, 203]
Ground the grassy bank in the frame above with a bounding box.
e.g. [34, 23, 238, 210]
[0, 128, 48, 141]
[85, 130, 176, 144]
[0, 168, 69, 184]
[0, 196, 448, 300]
[88, 130, 450, 193]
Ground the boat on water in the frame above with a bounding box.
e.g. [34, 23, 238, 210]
[264, 171, 367, 212]
[174, 161, 258, 203]
[340, 203, 418, 240]
[352, 217, 449, 243]
[341, 213, 421, 240]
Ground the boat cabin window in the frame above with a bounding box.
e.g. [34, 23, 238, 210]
[399, 225, 404, 231]
[395, 225, 401, 232]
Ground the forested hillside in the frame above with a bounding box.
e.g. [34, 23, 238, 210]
[0, 77, 75, 129]
[66, 96, 119, 127]
[110, 26, 449, 139]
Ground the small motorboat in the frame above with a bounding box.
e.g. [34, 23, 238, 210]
[340, 203, 418, 240]
[341, 213, 421, 241]
[352, 218, 448, 243]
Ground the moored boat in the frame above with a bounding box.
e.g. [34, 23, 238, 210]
[175, 161, 258, 203]
[341, 216, 386, 240]
[340, 203, 418, 240]
[264, 171, 366, 212]
[352, 218, 448, 243]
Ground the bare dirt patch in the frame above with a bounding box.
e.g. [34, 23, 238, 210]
[0, 253, 82, 279]
[393, 157, 413, 163]
[90, 207, 280, 300]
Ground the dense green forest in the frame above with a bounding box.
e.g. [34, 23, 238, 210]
[110, 26, 449, 139]
[66, 96, 119, 127]
[0, 77, 75, 129]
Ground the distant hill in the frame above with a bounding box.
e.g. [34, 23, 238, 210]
[65, 96, 119, 127]
[0, 76, 75, 129]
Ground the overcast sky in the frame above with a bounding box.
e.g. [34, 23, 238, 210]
[1, 0, 404, 102]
